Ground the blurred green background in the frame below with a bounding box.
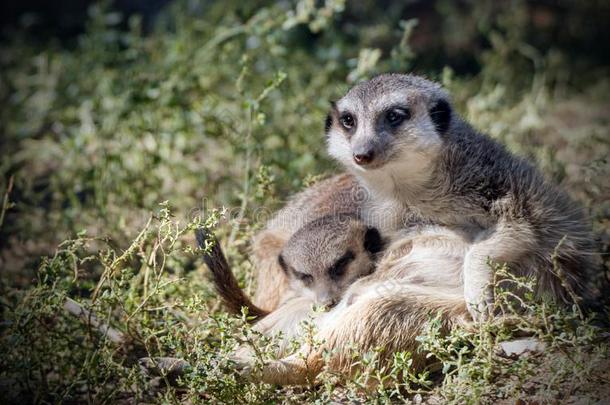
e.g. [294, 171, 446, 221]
[1, 0, 608, 281]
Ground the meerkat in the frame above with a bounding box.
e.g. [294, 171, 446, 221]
[197, 213, 383, 320]
[278, 213, 384, 306]
[242, 73, 601, 385]
[325, 73, 600, 317]
[250, 174, 364, 311]
[240, 225, 472, 385]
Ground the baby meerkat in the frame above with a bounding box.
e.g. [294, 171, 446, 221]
[196, 213, 383, 320]
[251, 173, 364, 311]
[278, 213, 383, 307]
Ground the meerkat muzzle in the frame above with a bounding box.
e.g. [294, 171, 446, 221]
[353, 150, 375, 165]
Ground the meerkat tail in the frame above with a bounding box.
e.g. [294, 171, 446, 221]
[195, 228, 269, 320]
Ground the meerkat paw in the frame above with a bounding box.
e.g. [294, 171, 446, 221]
[463, 256, 495, 321]
[464, 275, 494, 321]
[466, 296, 493, 322]
[229, 355, 311, 385]
[226, 344, 260, 378]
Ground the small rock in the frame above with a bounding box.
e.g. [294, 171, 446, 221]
[139, 357, 191, 383]
[499, 338, 546, 357]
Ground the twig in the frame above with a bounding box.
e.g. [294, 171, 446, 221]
[91, 215, 153, 303]
[63, 297, 125, 344]
[228, 105, 253, 247]
[125, 277, 183, 323]
[0, 174, 14, 230]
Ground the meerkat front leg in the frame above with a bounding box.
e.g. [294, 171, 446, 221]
[464, 219, 535, 321]
[463, 247, 495, 321]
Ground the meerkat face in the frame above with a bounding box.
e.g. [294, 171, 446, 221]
[325, 74, 452, 183]
[278, 215, 384, 307]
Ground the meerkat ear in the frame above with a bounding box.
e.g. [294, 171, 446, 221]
[429, 99, 451, 134]
[325, 113, 333, 133]
[325, 101, 338, 134]
[363, 227, 383, 255]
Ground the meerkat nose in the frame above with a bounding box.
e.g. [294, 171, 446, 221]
[321, 298, 338, 310]
[353, 151, 375, 165]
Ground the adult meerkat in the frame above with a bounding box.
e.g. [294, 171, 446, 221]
[325, 73, 600, 317]
[197, 213, 383, 320]
[243, 73, 601, 385]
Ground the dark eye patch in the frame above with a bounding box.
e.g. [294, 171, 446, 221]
[363, 227, 383, 255]
[385, 107, 411, 128]
[294, 271, 314, 285]
[278, 254, 288, 273]
[328, 250, 355, 280]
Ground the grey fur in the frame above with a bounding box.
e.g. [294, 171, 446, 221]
[326, 73, 602, 315]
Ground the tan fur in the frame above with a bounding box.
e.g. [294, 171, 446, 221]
[251, 230, 291, 311]
[269, 287, 467, 385]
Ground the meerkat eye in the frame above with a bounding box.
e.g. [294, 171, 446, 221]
[294, 271, 314, 285]
[328, 250, 355, 280]
[386, 108, 410, 127]
[339, 113, 355, 130]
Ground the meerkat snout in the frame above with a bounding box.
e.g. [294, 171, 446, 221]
[353, 150, 374, 166]
[278, 214, 384, 307]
